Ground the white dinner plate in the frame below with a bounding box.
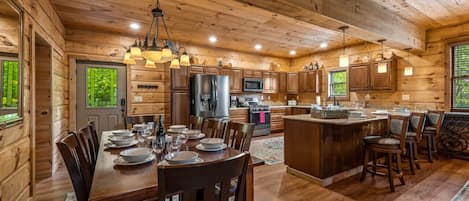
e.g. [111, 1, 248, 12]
[158, 157, 204, 166]
[188, 133, 205, 140]
[104, 140, 138, 149]
[165, 151, 199, 164]
[196, 143, 227, 152]
[113, 154, 156, 166]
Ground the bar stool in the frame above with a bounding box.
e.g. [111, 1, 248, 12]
[423, 111, 445, 163]
[405, 113, 426, 175]
[360, 115, 409, 192]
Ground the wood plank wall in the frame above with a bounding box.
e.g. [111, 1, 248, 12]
[65, 29, 291, 128]
[0, 0, 66, 200]
[34, 44, 52, 181]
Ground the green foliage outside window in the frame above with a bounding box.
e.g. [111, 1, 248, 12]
[2, 60, 19, 108]
[329, 70, 347, 97]
[453, 45, 469, 109]
[87, 67, 118, 108]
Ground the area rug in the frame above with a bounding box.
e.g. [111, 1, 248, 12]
[452, 181, 469, 201]
[249, 136, 284, 165]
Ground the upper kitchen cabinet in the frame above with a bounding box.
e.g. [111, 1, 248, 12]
[298, 71, 316, 93]
[370, 59, 396, 90]
[263, 71, 279, 94]
[279, 72, 287, 93]
[204, 66, 221, 75]
[349, 64, 370, 91]
[243, 69, 263, 78]
[171, 67, 190, 90]
[221, 68, 243, 93]
[286, 72, 299, 94]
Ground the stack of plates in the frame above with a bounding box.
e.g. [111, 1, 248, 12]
[107, 132, 137, 148]
[114, 148, 155, 166]
[168, 125, 188, 135]
[196, 138, 227, 152]
[164, 151, 201, 165]
[183, 129, 205, 140]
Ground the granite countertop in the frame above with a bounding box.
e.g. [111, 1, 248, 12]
[282, 114, 388, 125]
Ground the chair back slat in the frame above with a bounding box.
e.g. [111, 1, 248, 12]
[409, 113, 426, 142]
[202, 119, 228, 139]
[126, 115, 155, 129]
[189, 115, 204, 130]
[387, 115, 409, 152]
[158, 152, 250, 201]
[56, 134, 92, 201]
[226, 122, 255, 152]
[426, 110, 445, 136]
[88, 121, 100, 151]
[77, 127, 97, 166]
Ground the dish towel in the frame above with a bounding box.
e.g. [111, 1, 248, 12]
[260, 111, 265, 123]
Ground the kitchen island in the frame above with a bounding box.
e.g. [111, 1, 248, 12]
[283, 114, 388, 186]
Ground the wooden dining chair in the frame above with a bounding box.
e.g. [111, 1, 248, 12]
[57, 133, 93, 201]
[202, 118, 228, 139]
[405, 113, 426, 175]
[125, 115, 155, 129]
[158, 152, 250, 201]
[361, 115, 409, 192]
[225, 122, 255, 152]
[423, 110, 445, 162]
[88, 121, 100, 154]
[189, 115, 204, 130]
[76, 127, 98, 167]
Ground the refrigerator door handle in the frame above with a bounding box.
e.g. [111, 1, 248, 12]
[214, 79, 218, 112]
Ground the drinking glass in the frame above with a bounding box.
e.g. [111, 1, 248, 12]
[152, 138, 165, 160]
[177, 133, 188, 151]
[136, 130, 146, 147]
[170, 135, 182, 153]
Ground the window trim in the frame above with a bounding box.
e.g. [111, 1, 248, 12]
[449, 42, 469, 112]
[0, 56, 19, 109]
[327, 68, 349, 101]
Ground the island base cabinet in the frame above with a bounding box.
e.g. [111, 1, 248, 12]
[284, 118, 386, 185]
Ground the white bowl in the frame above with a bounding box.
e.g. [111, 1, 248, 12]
[200, 138, 224, 149]
[133, 124, 147, 131]
[169, 125, 186, 132]
[120, 148, 152, 163]
[165, 151, 198, 164]
[112, 129, 132, 135]
[167, 128, 188, 134]
[183, 129, 201, 138]
[349, 111, 363, 118]
[109, 136, 134, 146]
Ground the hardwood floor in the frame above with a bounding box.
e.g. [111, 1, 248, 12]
[36, 133, 469, 201]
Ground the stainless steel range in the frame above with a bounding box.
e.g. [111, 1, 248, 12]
[249, 104, 271, 136]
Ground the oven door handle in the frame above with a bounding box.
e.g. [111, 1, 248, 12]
[250, 111, 271, 114]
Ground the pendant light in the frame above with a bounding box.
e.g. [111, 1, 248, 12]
[404, 48, 413, 76]
[179, 48, 190, 67]
[377, 39, 388, 73]
[123, 48, 136, 65]
[144, 59, 156, 68]
[170, 58, 180, 69]
[339, 26, 349, 68]
[130, 40, 142, 59]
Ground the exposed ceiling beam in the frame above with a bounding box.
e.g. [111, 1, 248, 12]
[234, 0, 426, 51]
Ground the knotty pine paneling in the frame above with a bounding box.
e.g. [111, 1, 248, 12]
[0, 0, 67, 200]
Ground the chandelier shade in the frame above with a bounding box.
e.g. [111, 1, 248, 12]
[144, 59, 156, 68]
[170, 58, 180, 69]
[123, 52, 136, 65]
[180, 53, 190, 67]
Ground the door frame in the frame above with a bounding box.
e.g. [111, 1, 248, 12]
[69, 57, 127, 132]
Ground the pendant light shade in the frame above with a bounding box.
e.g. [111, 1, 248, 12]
[377, 39, 387, 73]
[144, 59, 156, 68]
[123, 52, 136, 65]
[180, 52, 190, 67]
[339, 54, 349, 68]
[161, 46, 173, 62]
[338, 26, 349, 68]
[143, 50, 162, 62]
[130, 40, 142, 58]
[170, 58, 180, 69]
[404, 48, 413, 76]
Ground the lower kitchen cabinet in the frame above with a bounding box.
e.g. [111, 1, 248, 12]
[271, 108, 287, 132]
[171, 91, 190, 126]
[229, 109, 249, 123]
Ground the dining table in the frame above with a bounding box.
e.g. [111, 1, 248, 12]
[88, 130, 264, 201]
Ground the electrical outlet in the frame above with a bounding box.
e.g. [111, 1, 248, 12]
[134, 96, 143, 102]
[402, 94, 410, 101]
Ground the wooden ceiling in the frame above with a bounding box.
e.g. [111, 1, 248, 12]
[50, 0, 469, 58]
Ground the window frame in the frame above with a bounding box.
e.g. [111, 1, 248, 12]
[0, 57, 19, 109]
[327, 68, 349, 100]
[450, 42, 469, 112]
[85, 65, 119, 109]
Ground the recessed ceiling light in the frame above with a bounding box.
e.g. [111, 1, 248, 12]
[320, 42, 328, 48]
[289, 50, 296, 55]
[254, 44, 262, 50]
[209, 36, 217, 43]
[130, 23, 140, 30]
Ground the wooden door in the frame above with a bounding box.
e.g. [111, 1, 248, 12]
[370, 61, 393, 90]
[231, 69, 243, 93]
[171, 91, 190, 126]
[279, 72, 287, 93]
[263, 72, 271, 93]
[287, 72, 298, 94]
[77, 62, 126, 134]
[298, 72, 307, 92]
[171, 67, 190, 90]
[271, 72, 279, 93]
[306, 71, 316, 93]
[349, 64, 370, 91]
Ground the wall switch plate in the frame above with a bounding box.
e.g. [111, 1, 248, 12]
[134, 96, 143, 102]
[402, 94, 410, 101]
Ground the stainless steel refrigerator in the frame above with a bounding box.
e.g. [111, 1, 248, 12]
[190, 74, 230, 119]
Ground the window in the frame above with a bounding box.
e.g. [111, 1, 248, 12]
[87, 67, 118, 108]
[451, 44, 469, 110]
[328, 70, 347, 97]
[1, 60, 19, 109]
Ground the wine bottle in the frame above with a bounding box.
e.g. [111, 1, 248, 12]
[156, 115, 166, 145]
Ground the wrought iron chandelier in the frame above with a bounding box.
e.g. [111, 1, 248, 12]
[123, 0, 190, 68]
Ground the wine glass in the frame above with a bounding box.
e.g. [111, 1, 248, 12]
[136, 130, 146, 147]
[152, 138, 165, 160]
[177, 133, 188, 151]
[170, 135, 182, 153]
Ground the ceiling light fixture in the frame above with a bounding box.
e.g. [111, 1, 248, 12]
[289, 50, 296, 55]
[209, 36, 217, 43]
[404, 48, 413, 76]
[130, 23, 141, 30]
[123, 0, 191, 68]
[254, 44, 262, 50]
[377, 39, 388, 73]
[338, 26, 349, 68]
[320, 42, 328, 48]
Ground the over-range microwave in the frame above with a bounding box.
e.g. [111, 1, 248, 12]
[243, 78, 264, 92]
